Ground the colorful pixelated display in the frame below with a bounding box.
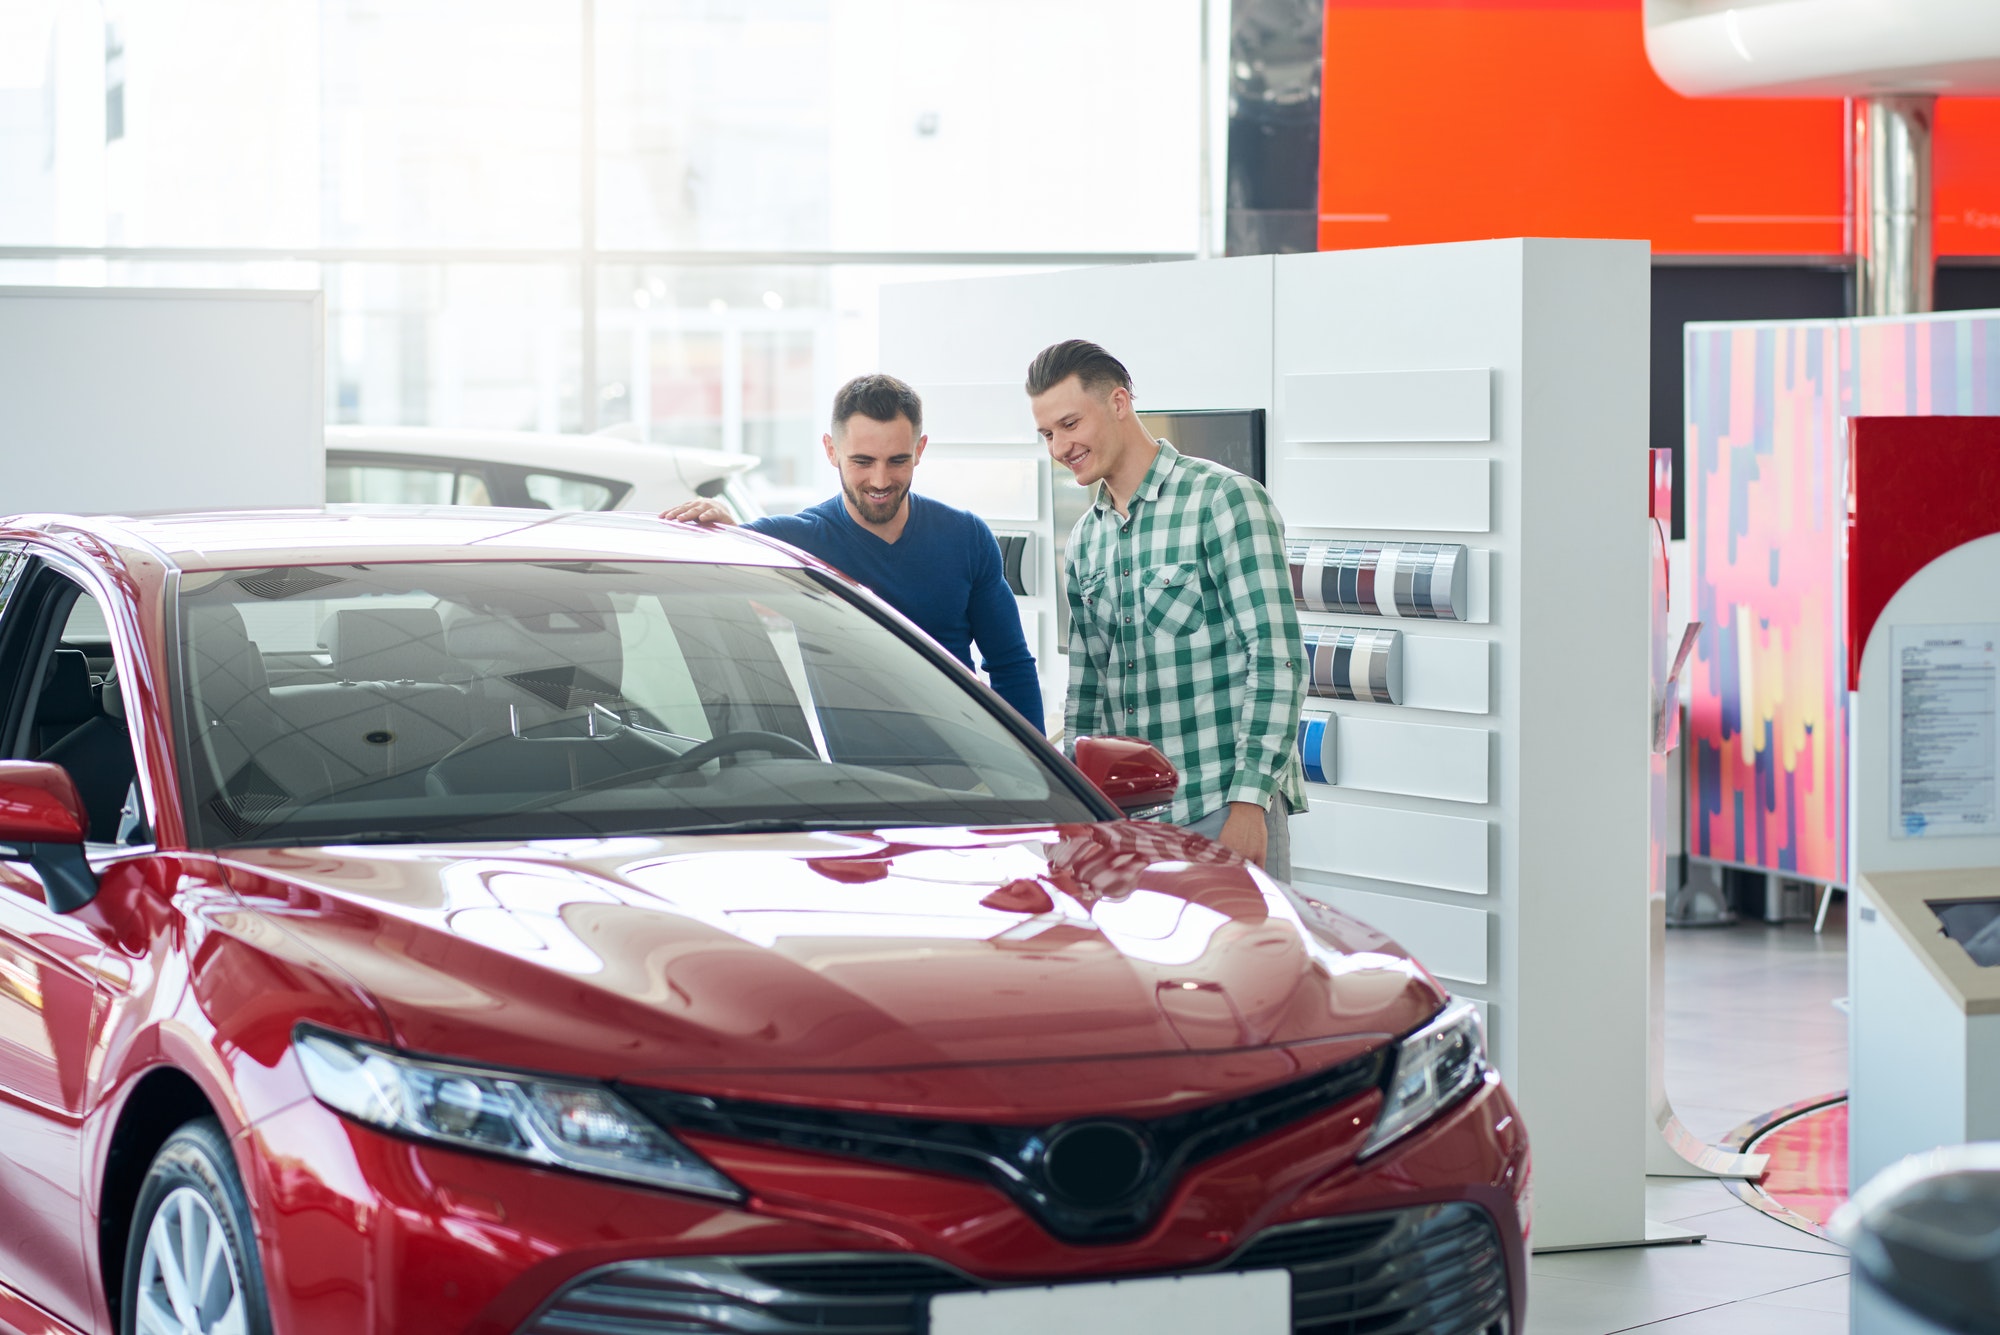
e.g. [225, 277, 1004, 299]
[1686, 312, 2000, 883]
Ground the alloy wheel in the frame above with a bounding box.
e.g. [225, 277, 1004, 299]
[134, 1185, 249, 1335]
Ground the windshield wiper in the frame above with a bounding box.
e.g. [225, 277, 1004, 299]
[232, 829, 450, 848]
[653, 817, 891, 836]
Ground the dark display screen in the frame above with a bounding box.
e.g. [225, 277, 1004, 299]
[1930, 899, 2000, 967]
[1137, 409, 1266, 485]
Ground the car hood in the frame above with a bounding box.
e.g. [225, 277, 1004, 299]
[221, 823, 1441, 1120]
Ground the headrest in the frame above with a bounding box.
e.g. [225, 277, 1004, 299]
[443, 602, 623, 693]
[37, 650, 96, 725]
[329, 607, 454, 683]
[185, 603, 267, 700]
[99, 673, 125, 723]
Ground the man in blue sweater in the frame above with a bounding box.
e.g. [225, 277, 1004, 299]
[661, 374, 1044, 730]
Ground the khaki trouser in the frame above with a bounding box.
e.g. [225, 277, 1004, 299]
[1182, 795, 1292, 881]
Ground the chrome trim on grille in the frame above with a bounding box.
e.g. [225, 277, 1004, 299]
[516, 1202, 1510, 1335]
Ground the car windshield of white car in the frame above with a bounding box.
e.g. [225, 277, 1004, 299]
[174, 561, 1089, 846]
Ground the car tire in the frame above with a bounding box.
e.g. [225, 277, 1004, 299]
[120, 1117, 274, 1335]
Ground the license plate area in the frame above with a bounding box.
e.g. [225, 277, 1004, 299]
[929, 1268, 1290, 1334]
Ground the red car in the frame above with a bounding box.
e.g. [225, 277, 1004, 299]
[0, 508, 1528, 1335]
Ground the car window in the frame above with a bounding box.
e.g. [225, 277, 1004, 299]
[175, 561, 1094, 847]
[327, 462, 491, 506]
[13, 577, 147, 845]
[523, 472, 617, 511]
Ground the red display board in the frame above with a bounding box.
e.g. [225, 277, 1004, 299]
[1319, 0, 2000, 257]
[1848, 416, 2000, 689]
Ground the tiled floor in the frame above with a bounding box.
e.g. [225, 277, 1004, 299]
[1525, 914, 1852, 1334]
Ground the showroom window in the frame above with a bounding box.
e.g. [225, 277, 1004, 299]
[0, 0, 1215, 511]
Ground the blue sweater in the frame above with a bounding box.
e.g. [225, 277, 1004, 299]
[748, 495, 1043, 729]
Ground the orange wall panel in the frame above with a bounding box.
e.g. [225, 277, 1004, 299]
[1320, 1, 2000, 258]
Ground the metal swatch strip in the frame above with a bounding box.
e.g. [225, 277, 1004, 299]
[1297, 713, 1335, 784]
[1288, 541, 1469, 621]
[1301, 626, 1402, 704]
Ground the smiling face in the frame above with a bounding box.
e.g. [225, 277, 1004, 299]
[1032, 374, 1130, 491]
[825, 413, 925, 528]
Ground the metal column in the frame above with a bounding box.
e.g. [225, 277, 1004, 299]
[1853, 95, 1937, 317]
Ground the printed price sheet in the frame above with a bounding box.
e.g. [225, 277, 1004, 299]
[1893, 624, 2000, 838]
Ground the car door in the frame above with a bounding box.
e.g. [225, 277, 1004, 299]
[0, 555, 131, 1327]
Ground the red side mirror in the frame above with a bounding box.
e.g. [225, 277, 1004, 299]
[0, 761, 87, 846]
[1072, 736, 1179, 817]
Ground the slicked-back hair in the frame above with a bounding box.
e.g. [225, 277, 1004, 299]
[1024, 339, 1133, 400]
[831, 373, 923, 438]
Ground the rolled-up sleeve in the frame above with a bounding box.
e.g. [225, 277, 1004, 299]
[1204, 476, 1305, 808]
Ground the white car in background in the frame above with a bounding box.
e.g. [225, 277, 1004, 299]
[325, 425, 765, 519]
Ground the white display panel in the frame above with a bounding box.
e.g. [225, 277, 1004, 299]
[1356, 628, 1490, 715]
[1333, 715, 1492, 805]
[1281, 457, 1493, 533]
[1282, 368, 1492, 443]
[0, 287, 323, 514]
[1291, 796, 1490, 895]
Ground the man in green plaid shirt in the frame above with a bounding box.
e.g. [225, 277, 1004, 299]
[1027, 340, 1306, 876]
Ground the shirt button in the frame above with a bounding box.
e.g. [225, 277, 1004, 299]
[1124, 615, 1132, 624]
[1122, 568, 1130, 576]
[1127, 707, 1135, 714]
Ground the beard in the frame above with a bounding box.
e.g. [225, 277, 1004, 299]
[843, 478, 909, 525]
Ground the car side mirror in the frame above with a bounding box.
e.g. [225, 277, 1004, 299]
[0, 761, 98, 913]
[1071, 736, 1179, 818]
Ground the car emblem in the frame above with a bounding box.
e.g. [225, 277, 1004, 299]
[1041, 1121, 1152, 1207]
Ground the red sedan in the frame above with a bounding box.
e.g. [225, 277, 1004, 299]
[0, 508, 1528, 1335]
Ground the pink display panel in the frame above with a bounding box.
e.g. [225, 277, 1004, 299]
[1686, 313, 2000, 884]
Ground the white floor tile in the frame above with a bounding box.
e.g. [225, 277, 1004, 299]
[1753, 1276, 1850, 1315]
[1522, 1273, 1731, 1335]
[1530, 1239, 1847, 1305]
[1614, 1299, 1849, 1333]
[1664, 1204, 1845, 1257]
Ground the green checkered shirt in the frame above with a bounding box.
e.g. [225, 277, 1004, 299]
[1064, 440, 1307, 825]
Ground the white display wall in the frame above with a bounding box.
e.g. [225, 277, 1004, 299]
[883, 239, 1652, 1249]
[0, 286, 324, 515]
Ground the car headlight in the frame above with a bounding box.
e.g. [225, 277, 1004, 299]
[293, 1027, 742, 1200]
[1362, 999, 1489, 1157]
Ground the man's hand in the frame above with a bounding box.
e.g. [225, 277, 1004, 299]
[1217, 801, 1269, 868]
[660, 499, 737, 526]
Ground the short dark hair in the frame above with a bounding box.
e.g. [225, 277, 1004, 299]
[831, 373, 923, 437]
[1024, 339, 1133, 399]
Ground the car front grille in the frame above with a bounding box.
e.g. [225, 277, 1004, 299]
[615, 1047, 1388, 1244]
[517, 1202, 1510, 1335]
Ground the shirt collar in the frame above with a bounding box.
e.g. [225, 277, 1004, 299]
[1093, 438, 1180, 514]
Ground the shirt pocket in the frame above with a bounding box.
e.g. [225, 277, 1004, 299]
[1071, 568, 1113, 650]
[1142, 562, 1207, 638]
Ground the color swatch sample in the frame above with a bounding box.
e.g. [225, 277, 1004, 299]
[1302, 626, 1402, 705]
[1686, 312, 2000, 883]
[1289, 542, 1469, 621]
[1298, 714, 1335, 786]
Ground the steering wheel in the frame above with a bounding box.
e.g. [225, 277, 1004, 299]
[654, 729, 820, 772]
[495, 729, 822, 813]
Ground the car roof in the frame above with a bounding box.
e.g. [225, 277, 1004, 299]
[325, 425, 759, 484]
[1, 506, 804, 575]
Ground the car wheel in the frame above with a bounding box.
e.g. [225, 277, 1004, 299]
[121, 1117, 273, 1335]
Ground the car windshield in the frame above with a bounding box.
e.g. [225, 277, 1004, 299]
[175, 560, 1096, 846]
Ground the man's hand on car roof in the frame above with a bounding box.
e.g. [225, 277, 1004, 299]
[660, 500, 736, 526]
